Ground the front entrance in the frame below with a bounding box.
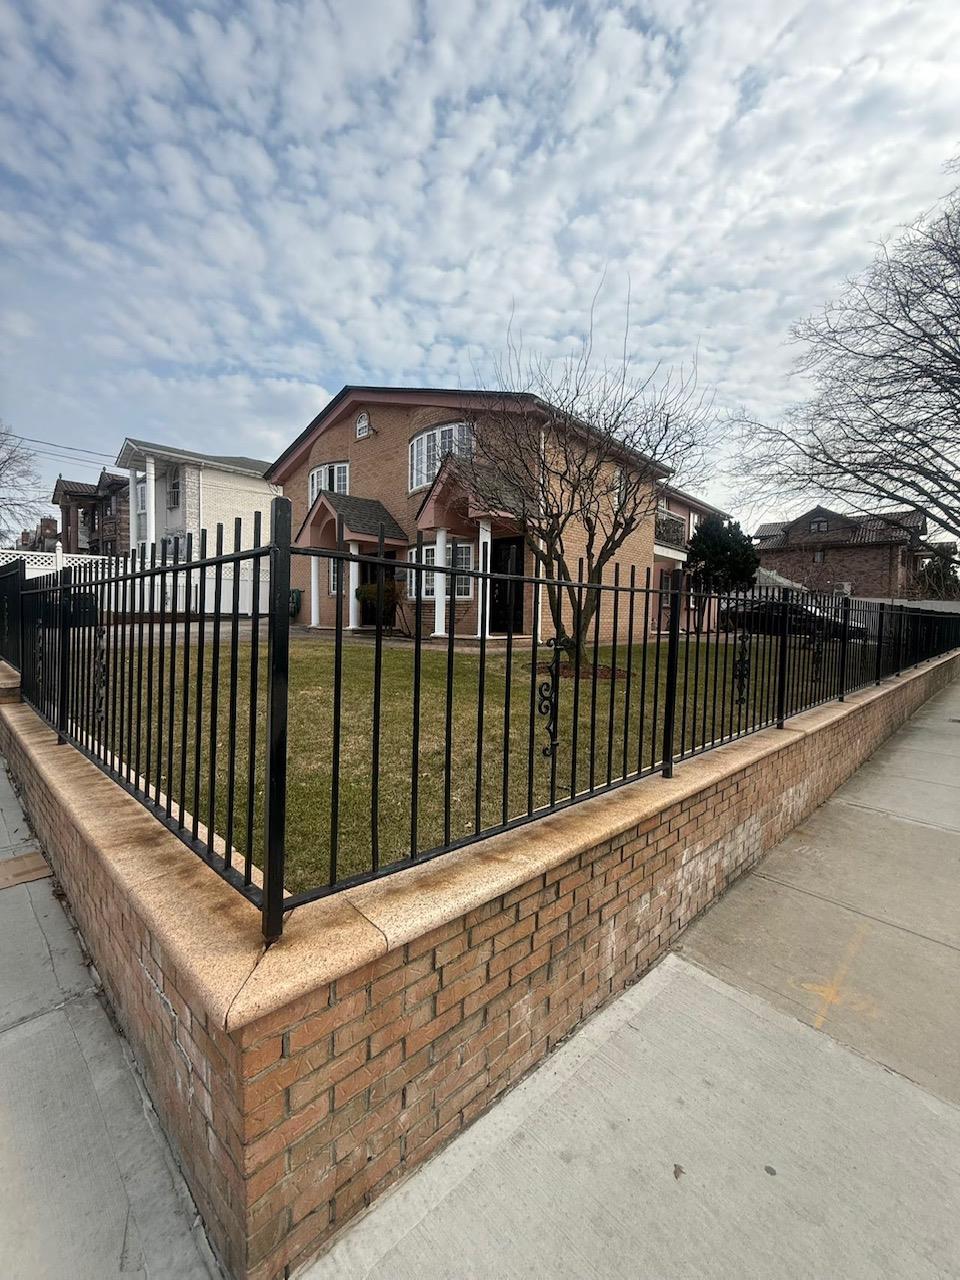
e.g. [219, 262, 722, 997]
[359, 552, 397, 627]
[490, 537, 524, 634]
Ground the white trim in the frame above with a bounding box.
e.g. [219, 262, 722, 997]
[654, 543, 688, 563]
[407, 540, 474, 602]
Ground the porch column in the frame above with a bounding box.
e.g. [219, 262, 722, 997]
[476, 518, 492, 638]
[144, 455, 157, 551]
[310, 555, 320, 627]
[348, 541, 360, 630]
[433, 526, 447, 637]
[127, 470, 137, 553]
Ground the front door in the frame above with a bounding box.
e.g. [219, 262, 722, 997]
[490, 537, 524, 634]
[359, 552, 397, 627]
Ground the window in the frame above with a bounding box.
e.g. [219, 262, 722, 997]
[813, 549, 825, 564]
[356, 412, 370, 439]
[407, 542, 474, 600]
[810, 518, 828, 533]
[408, 423, 472, 491]
[309, 462, 349, 504]
[167, 467, 181, 510]
[136, 478, 146, 514]
[329, 558, 343, 595]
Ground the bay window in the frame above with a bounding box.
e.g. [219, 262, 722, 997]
[408, 423, 472, 492]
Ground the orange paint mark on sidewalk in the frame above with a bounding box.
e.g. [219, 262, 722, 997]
[801, 921, 871, 1029]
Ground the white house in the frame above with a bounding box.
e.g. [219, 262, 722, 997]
[115, 438, 280, 614]
[115, 438, 279, 557]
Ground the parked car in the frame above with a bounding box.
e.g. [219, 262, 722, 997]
[718, 597, 867, 641]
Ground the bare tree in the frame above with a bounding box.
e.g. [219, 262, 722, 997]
[738, 171, 960, 541]
[452, 318, 717, 658]
[0, 422, 42, 545]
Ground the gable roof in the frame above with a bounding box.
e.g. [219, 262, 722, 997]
[294, 490, 407, 546]
[51, 469, 128, 504]
[266, 384, 673, 486]
[116, 438, 273, 477]
[754, 506, 925, 550]
[659, 482, 728, 519]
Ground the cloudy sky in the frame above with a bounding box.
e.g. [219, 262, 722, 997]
[1, 0, 958, 521]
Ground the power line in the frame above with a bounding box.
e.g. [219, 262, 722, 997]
[2, 430, 116, 461]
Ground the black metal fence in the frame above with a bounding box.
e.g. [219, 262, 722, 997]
[1, 496, 957, 941]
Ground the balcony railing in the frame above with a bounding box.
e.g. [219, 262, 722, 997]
[655, 511, 687, 551]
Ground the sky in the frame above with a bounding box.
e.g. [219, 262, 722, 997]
[1, 0, 959, 526]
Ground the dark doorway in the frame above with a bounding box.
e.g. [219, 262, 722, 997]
[490, 537, 525, 634]
[359, 551, 397, 627]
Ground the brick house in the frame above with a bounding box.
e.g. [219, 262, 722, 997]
[266, 386, 675, 639]
[753, 504, 929, 597]
[53, 469, 130, 555]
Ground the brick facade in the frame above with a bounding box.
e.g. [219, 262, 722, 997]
[276, 391, 661, 639]
[1, 652, 956, 1279]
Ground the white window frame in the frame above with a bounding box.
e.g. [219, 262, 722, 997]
[407, 542, 474, 600]
[309, 462, 349, 504]
[356, 412, 370, 440]
[167, 466, 181, 510]
[408, 422, 472, 492]
[136, 478, 146, 514]
[329, 557, 343, 595]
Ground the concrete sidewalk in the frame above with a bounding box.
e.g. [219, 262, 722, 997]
[0, 761, 216, 1280]
[307, 678, 960, 1280]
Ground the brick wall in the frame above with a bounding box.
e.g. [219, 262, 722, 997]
[1, 651, 956, 1279]
[759, 543, 904, 596]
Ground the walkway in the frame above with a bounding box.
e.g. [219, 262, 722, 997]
[307, 678, 960, 1279]
[0, 762, 215, 1280]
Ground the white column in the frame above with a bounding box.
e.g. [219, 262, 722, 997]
[476, 519, 492, 638]
[348, 541, 360, 630]
[310, 555, 320, 627]
[127, 469, 137, 553]
[144, 455, 157, 551]
[433, 526, 447, 637]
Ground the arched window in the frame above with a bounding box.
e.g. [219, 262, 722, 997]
[167, 466, 181, 510]
[408, 423, 472, 492]
[309, 462, 349, 504]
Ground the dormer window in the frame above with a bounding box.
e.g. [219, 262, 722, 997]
[810, 518, 828, 533]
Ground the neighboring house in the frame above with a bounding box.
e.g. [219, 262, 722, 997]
[114, 438, 280, 560]
[18, 517, 59, 552]
[653, 483, 728, 587]
[753, 504, 930, 597]
[267, 386, 718, 639]
[53, 470, 129, 555]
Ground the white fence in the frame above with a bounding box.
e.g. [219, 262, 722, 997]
[0, 549, 268, 617]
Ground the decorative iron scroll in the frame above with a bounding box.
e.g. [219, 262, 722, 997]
[733, 629, 751, 707]
[94, 623, 107, 732]
[538, 636, 561, 758]
[810, 627, 825, 682]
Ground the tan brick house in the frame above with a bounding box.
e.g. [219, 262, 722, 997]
[266, 386, 670, 639]
[753, 504, 929, 597]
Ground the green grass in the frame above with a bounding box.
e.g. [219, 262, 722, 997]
[88, 625, 866, 895]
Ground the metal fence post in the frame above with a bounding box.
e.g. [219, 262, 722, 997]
[56, 566, 72, 743]
[776, 587, 791, 728]
[262, 497, 292, 942]
[894, 605, 904, 676]
[874, 603, 885, 685]
[661, 568, 683, 778]
[837, 595, 851, 702]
